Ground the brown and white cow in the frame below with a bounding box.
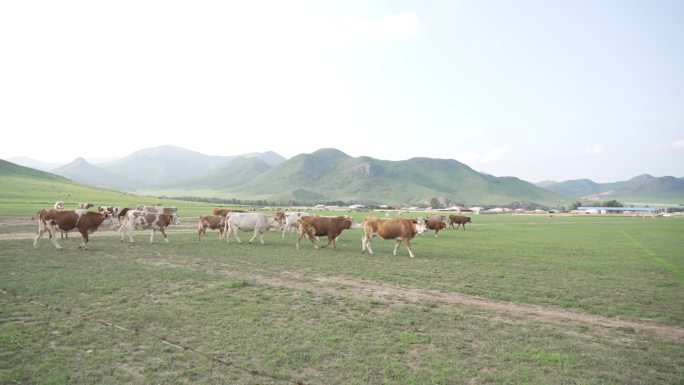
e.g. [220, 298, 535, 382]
[34, 209, 117, 249]
[361, 217, 428, 258]
[79, 202, 93, 209]
[296, 215, 353, 250]
[198, 214, 226, 240]
[120, 210, 181, 243]
[98, 206, 130, 224]
[448, 215, 471, 230]
[425, 218, 447, 237]
[224, 213, 283, 244]
[136, 205, 178, 215]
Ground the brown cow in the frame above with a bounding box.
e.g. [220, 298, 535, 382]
[120, 209, 181, 243]
[34, 209, 117, 249]
[425, 218, 446, 237]
[213, 208, 245, 217]
[448, 215, 471, 230]
[198, 214, 226, 240]
[361, 217, 428, 258]
[296, 215, 353, 250]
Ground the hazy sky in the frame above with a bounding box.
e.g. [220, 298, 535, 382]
[1, 0, 682, 183]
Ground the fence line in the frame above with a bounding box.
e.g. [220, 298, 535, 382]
[1, 289, 305, 385]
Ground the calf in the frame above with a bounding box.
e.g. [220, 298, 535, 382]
[425, 218, 447, 237]
[448, 215, 471, 230]
[296, 215, 353, 250]
[224, 213, 283, 244]
[361, 217, 428, 258]
[34, 209, 117, 249]
[120, 210, 181, 243]
[198, 214, 226, 240]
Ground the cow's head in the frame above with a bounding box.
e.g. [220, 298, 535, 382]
[171, 212, 181, 225]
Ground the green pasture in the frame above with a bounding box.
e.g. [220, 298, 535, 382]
[1, 213, 683, 384]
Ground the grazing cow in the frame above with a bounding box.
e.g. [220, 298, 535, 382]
[198, 214, 226, 240]
[425, 218, 447, 237]
[34, 209, 117, 249]
[224, 213, 283, 244]
[296, 215, 353, 250]
[281, 211, 312, 237]
[213, 208, 245, 217]
[79, 202, 93, 209]
[361, 217, 428, 258]
[448, 215, 471, 230]
[120, 210, 181, 243]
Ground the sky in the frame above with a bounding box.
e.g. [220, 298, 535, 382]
[1, 0, 682, 183]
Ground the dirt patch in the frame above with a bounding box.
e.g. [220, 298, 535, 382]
[143, 262, 684, 343]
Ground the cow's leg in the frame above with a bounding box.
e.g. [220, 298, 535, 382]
[34, 223, 51, 248]
[160, 227, 169, 243]
[363, 234, 374, 254]
[149, 229, 155, 243]
[250, 230, 265, 245]
[319, 234, 334, 249]
[404, 239, 415, 258]
[79, 230, 89, 249]
[48, 225, 62, 249]
[199, 226, 204, 241]
[393, 240, 401, 256]
[232, 227, 242, 244]
[434, 228, 439, 238]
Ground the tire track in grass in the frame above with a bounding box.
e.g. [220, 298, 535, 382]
[621, 230, 684, 283]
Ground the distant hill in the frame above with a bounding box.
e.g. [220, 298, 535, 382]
[48, 145, 286, 191]
[155, 156, 272, 190]
[7, 156, 66, 171]
[52, 158, 132, 189]
[539, 174, 684, 204]
[149, 148, 572, 207]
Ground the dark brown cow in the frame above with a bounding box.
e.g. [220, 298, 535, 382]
[425, 219, 446, 237]
[296, 215, 353, 250]
[198, 214, 226, 240]
[213, 208, 246, 217]
[362, 217, 428, 258]
[120, 209, 181, 243]
[448, 215, 471, 230]
[34, 209, 117, 249]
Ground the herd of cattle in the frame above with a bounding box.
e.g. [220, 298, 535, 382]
[33, 202, 472, 258]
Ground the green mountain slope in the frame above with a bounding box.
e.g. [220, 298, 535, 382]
[541, 174, 684, 204]
[199, 148, 571, 206]
[0, 159, 223, 216]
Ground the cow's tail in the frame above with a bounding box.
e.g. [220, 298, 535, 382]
[32, 208, 47, 220]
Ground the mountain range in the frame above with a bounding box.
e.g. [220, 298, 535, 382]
[5, 146, 684, 207]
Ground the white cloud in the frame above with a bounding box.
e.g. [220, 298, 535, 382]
[455, 146, 509, 165]
[673, 139, 684, 149]
[581, 143, 606, 155]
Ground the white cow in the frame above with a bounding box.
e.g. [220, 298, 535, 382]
[281, 211, 312, 237]
[225, 213, 283, 244]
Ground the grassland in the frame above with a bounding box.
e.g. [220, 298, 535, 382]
[1, 212, 683, 385]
